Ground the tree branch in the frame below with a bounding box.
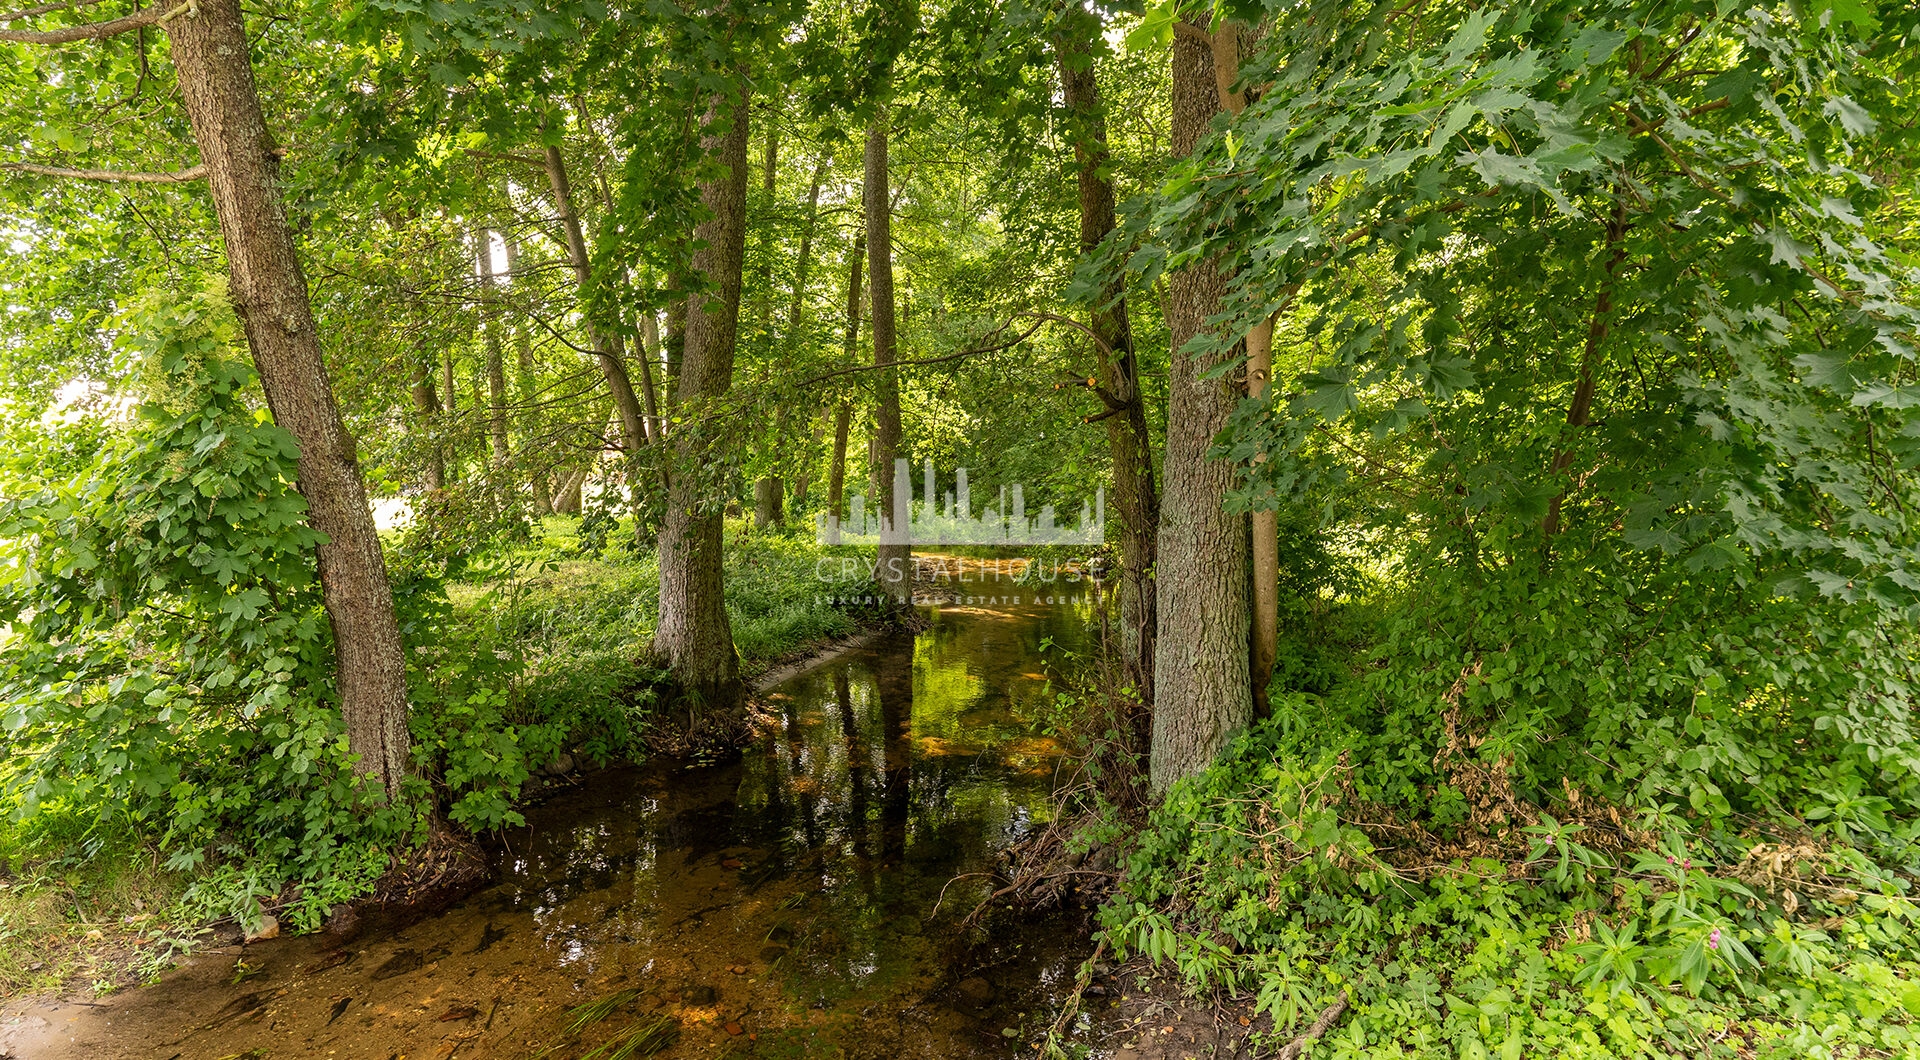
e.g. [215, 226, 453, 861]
[1, 0, 112, 23]
[0, 0, 188, 44]
[791, 318, 1045, 388]
[2, 159, 204, 182]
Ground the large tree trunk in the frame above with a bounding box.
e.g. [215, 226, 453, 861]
[654, 85, 752, 712]
[167, 0, 411, 797]
[865, 113, 910, 603]
[1056, 13, 1158, 712]
[1150, 18, 1252, 795]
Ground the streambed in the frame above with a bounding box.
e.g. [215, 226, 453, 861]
[3, 563, 1107, 1060]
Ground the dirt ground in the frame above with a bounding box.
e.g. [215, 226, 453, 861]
[1091, 958, 1341, 1060]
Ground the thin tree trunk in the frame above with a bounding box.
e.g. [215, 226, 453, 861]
[1247, 314, 1277, 701]
[751, 109, 785, 521]
[865, 112, 910, 603]
[787, 155, 828, 349]
[1206, 22, 1277, 705]
[828, 401, 853, 521]
[664, 298, 686, 413]
[166, 0, 410, 796]
[826, 229, 863, 522]
[410, 349, 446, 494]
[1150, 17, 1252, 795]
[654, 84, 752, 713]
[1056, 13, 1158, 712]
[476, 227, 511, 467]
[634, 308, 663, 443]
[543, 143, 647, 460]
[503, 234, 548, 509]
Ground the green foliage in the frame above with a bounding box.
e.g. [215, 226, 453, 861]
[0, 285, 418, 933]
[1107, 716, 1920, 1057]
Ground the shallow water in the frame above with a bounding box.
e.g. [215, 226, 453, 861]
[5, 563, 1105, 1059]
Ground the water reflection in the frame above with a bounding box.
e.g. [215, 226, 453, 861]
[15, 565, 1100, 1060]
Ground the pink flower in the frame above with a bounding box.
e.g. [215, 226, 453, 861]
[1708, 928, 1721, 951]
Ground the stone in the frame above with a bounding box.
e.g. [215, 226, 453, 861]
[955, 977, 994, 1005]
[244, 916, 280, 943]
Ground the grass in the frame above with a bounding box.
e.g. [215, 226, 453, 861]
[0, 823, 193, 997]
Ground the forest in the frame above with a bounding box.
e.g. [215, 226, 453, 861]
[0, 0, 1917, 1056]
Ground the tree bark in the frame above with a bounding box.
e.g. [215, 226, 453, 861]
[1056, 12, 1158, 712]
[166, 0, 411, 796]
[1150, 17, 1253, 795]
[865, 112, 910, 603]
[654, 84, 752, 711]
[553, 465, 588, 515]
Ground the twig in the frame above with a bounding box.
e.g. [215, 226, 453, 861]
[1275, 991, 1350, 1060]
[1045, 937, 1107, 1043]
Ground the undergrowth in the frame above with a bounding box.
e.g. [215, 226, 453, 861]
[1099, 555, 1920, 1059]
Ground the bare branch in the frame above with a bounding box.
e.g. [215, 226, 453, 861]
[2, 159, 204, 182]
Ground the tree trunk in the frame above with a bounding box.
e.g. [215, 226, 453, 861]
[409, 349, 446, 494]
[1247, 314, 1278, 702]
[826, 229, 864, 522]
[633, 309, 663, 443]
[1056, 13, 1158, 712]
[553, 465, 588, 515]
[1150, 17, 1252, 795]
[865, 113, 910, 603]
[828, 401, 853, 521]
[476, 227, 511, 468]
[504, 235, 550, 510]
[543, 142, 648, 460]
[654, 85, 752, 712]
[753, 476, 785, 529]
[166, 0, 411, 797]
[787, 154, 829, 350]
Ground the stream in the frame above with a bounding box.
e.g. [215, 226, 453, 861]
[4, 560, 1107, 1060]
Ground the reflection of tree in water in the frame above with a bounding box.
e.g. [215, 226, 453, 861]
[713, 588, 1087, 1001]
[876, 633, 913, 870]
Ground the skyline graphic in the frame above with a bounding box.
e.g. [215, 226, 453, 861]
[816, 458, 1105, 546]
